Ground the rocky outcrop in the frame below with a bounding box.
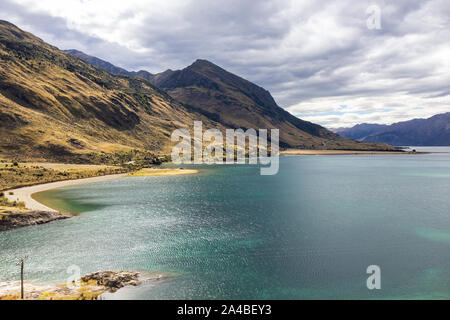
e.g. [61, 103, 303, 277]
[0, 271, 167, 300]
[81, 271, 141, 292]
[0, 211, 71, 231]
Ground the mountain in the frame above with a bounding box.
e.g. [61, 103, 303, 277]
[67, 50, 394, 151]
[334, 124, 389, 140]
[336, 113, 450, 146]
[0, 20, 394, 162]
[64, 49, 154, 82]
[0, 20, 222, 161]
[151, 59, 333, 149]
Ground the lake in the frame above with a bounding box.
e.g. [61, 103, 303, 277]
[1, 147, 450, 299]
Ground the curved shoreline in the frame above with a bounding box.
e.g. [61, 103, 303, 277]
[4, 174, 128, 212]
[3, 168, 200, 213]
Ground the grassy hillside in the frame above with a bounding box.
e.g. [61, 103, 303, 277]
[0, 20, 222, 162]
[0, 161, 128, 191]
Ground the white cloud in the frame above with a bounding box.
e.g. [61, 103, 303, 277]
[1, 0, 449, 128]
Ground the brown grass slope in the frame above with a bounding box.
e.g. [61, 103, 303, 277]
[0, 20, 222, 162]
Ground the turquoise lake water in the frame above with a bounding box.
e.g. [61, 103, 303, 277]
[1, 148, 450, 299]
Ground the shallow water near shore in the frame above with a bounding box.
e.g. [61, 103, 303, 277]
[1, 147, 450, 299]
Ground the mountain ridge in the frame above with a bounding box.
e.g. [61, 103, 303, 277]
[67, 49, 372, 149]
[336, 113, 450, 146]
[64, 49, 155, 82]
[0, 20, 224, 161]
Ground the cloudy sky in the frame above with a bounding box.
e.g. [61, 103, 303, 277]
[1, 0, 449, 128]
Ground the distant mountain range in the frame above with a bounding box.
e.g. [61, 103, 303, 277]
[0, 20, 394, 161]
[335, 113, 450, 146]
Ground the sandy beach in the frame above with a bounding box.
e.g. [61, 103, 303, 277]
[280, 149, 411, 156]
[4, 174, 128, 212]
[4, 168, 200, 213]
[127, 168, 199, 177]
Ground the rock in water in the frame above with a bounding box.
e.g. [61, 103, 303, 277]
[81, 271, 141, 291]
[0, 211, 71, 231]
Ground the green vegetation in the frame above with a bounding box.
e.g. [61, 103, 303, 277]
[0, 194, 25, 208]
[0, 164, 129, 191]
[82, 150, 168, 166]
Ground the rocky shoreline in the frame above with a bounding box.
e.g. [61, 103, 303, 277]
[0, 271, 164, 300]
[0, 210, 71, 231]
